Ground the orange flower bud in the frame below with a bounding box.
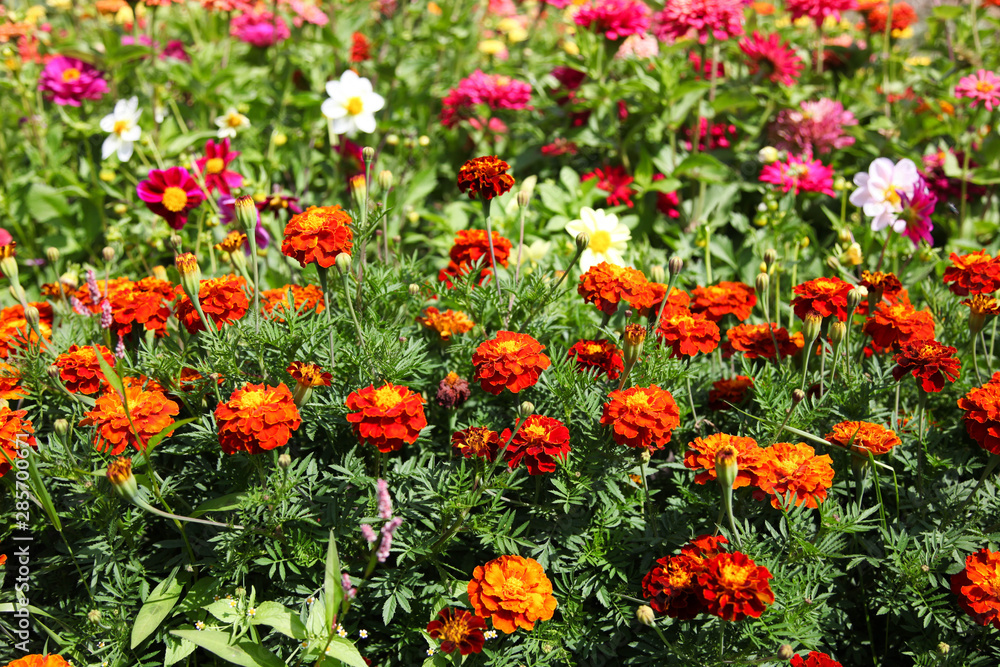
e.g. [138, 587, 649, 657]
[622, 323, 646, 367]
[714, 444, 739, 491]
[106, 457, 139, 500]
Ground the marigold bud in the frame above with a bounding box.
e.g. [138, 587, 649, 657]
[350, 174, 367, 208]
[829, 320, 846, 346]
[764, 248, 777, 267]
[235, 195, 258, 234]
[516, 190, 531, 208]
[151, 265, 168, 281]
[937, 642, 949, 655]
[517, 401, 535, 418]
[758, 146, 779, 164]
[776, 644, 794, 660]
[640, 449, 651, 464]
[847, 286, 868, 314]
[362, 146, 376, 162]
[408, 283, 420, 296]
[0, 242, 18, 283]
[23, 305, 39, 328]
[335, 253, 353, 274]
[278, 453, 292, 469]
[53, 418, 69, 436]
[803, 312, 822, 345]
[825, 256, 841, 272]
[792, 389, 805, 404]
[575, 232, 590, 254]
[418, 135, 430, 147]
[102, 246, 116, 263]
[715, 444, 739, 490]
[169, 235, 183, 251]
[378, 170, 393, 190]
[623, 323, 646, 367]
[47, 365, 60, 380]
[87, 609, 102, 624]
[113, 203, 128, 215]
[668, 256, 683, 277]
[635, 605, 655, 626]
[45, 247, 60, 264]
[648, 265, 665, 284]
[755, 272, 769, 297]
[386, 133, 400, 146]
[106, 458, 139, 501]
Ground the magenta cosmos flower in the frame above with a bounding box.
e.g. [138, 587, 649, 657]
[37, 56, 108, 106]
[652, 0, 744, 45]
[771, 98, 857, 155]
[230, 8, 291, 47]
[896, 179, 936, 247]
[573, 0, 652, 41]
[137, 167, 206, 230]
[760, 155, 835, 197]
[785, 0, 856, 27]
[955, 70, 1000, 111]
[740, 32, 804, 87]
[195, 138, 244, 196]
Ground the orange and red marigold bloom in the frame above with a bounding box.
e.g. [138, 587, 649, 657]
[439, 230, 513, 288]
[863, 300, 935, 353]
[790, 652, 843, 667]
[655, 305, 721, 358]
[286, 362, 332, 388]
[567, 339, 624, 379]
[109, 277, 176, 338]
[215, 383, 302, 455]
[725, 323, 803, 360]
[457, 155, 515, 200]
[0, 303, 53, 358]
[281, 205, 354, 268]
[825, 421, 901, 456]
[756, 442, 834, 509]
[858, 269, 904, 315]
[261, 284, 326, 320]
[345, 383, 427, 453]
[502, 414, 570, 475]
[951, 548, 1000, 630]
[467, 555, 557, 633]
[892, 339, 960, 393]
[0, 407, 37, 479]
[0, 362, 27, 401]
[685, 433, 764, 489]
[641, 552, 709, 620]
[174, 275, 249, 333]
[601, 385, 681, 451]
[791, 276, 853, 322]
[708, 375, 754, 411]
[957, 372, 1000, 455]
[452, 426, 501, 462]
[698, 551, 775, 621]
[943, 250, 1000, 296]
[472, 331, 550, 395]
[689, 281, 757, 322]
[4, 656, 75, 667]
[416, 307, 475, 341]
[80, 380, 179, 455]
[578, 262, 654, 316]
[427, 607, 487, 655]
[54, 344, 115, 395]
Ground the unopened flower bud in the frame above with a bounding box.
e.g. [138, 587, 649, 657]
[936, 642, 949, 655]
[825, 255, 841, 272]
[648, 265, 665, 284]
[516, 190, 531, 208]
[800, 237, 810, 248]
[635, 605, 655, 626]
[169, 235, 183, 251]
[102, 246, 116, 263]
[272, 131, 287, 146]
[106, 458, 139, 501]
[87, 609, 102, 624]
[362, 146, 376, 162]
[335, 253, 353, 274]
[47, 365, 60, 380]
[99, 169, 115, 183]
[755, 272, 769, 297]
[0, 242, 18, 284]
[792, 389, 805, 405]
[113, 203, 128, 215]
[776, 644, 794, 660]
[623, 323, 646, 367]
[386, 133, 400, 146]
[417, 135, 430, 147]
[278, 453, 292, 469]
[350, 174, 367, 208]
[715, 444, 739, 490]
[802, 312, 822, 345]
[758, 146, 779, 164]
[23, 305, 39, 328]
[378, 170, 393, 190]
[575, 232, 590, 254]
[640, 449, 651, 464]
[829, 320, 846, 347]
[764, 248, 777, 267]
[46, 247, 60, 264]
[847, 286, 868, 314]
[235, 195, 258, 234]
[759, 262, 767, 274]
[517, 401, 535, 418]
[53, 418, 69, 436]
[668, 256, 683, 277]
[408, 283, 420, 296]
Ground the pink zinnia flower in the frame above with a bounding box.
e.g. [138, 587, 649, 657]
[196, 138, 244, 196]
[440, 70, 532, 128]
[230, 8, 291, 47]
[616, 32, 659, 59]
[770, 98, 857, 155]
[582, 165, 635, 208]
[785, 0, 856, 27]
[137, 167, 206, 230]
[652, 0, 744, 45]
[896, 179, 936, 247]
[689, 51, 725, 80]
[574, 0, 652, 41]
[653, 174, 681, 218]
[287, 0, 329, 27]
[760, 155, 835, 197]
[37, 55, 108, 106]
[955, 69, 1000, 111]
[541, 139, 579, 156]
[740, 32, 804, 87]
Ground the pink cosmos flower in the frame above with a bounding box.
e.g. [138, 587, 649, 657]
[582, 165, 635, 208]
[896, 179, 936, 247]
[652, 0, 744, 45]
[785, 0, 856, 27]
[770, 98, 857, 155]
[574, 0, 652, 41]
[760, 155, 835, 197]
[137, 167, 206, 230]
[440, 70, 532, 128]
[196, 138, 244, 196]
[230, 7, 291, 47]
[955, 70, 1000, 111]
[740, 32, 804, 87]
[37, 55, 108, 106]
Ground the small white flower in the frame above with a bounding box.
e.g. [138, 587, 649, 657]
[564, 207, 631, 273]
[849, 158, 920, 233]
[321, 70, 384, 135]
[306, 596, 316, 605]
[358, 629, 369, 638]
[215, 108, 250, 139]
[99, 96, 142, 162]
[195, 621, 205, 631]
[247, 607, 256, 617]
[485, 629, 497, 640]
[426, 648, 436, 657]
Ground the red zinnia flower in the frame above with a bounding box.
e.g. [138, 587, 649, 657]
[725, 323, 804, 360]
[951, 548, 1000, 629]
[957, 372, 1000, 455]
[452, 426, 502, 461]
[195, 138, 244, 196]
[502, 414, 570, 475]
[943, 250, 1000, 296]
[0, 407, 36, 479]
[54, 345, 115, 395]
[601, 385, 681, 451]
[137, 166, 206, 230]
[690, 282, 756, 322]
[457, 156, 515, 200]
[685, 433, 764, 488]
[708, 375, 753, 410]
[573, 0, 652, 40]
[582, 165, 635, 208]
[427, 607, 487, 655]
[791, 277, 853, 321]
[350, 31, 370, 62]
[345, 383, 428, 453]
[740, 32, 804, 86]
[80, 380, 180, 455]
[698, 551, 775, 621]
[174, 275, 250, 333]
[892, 339, 960, 393]
[472, 331, 551, 395]
[281, 205, 354, 268]
[756, 442, 834, 509]
[567, 339, 625, 379]
[215, 383, 302, 455]
[652, 0, 744, 44]
[578, 262, 654, 316]
[655, 305, 721, 358]
[863, 300, 935, 353]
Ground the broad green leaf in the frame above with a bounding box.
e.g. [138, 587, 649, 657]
[314, 637, 368, 667]
[170, 630, 285, 667]
[250, 601, 306, 640]
[204, 599, 243, 623]
[323, 530, 343, 629]
[672, 154, 730, 183]
[164, 634, 197, 666]
[131, 568, 184, 648]
[145, 418, 195, 454]
[26, 183, 71, 222]
[178, 576, 220, 612]
[192, 493, 245, 517]
[932, 5, 963, 18]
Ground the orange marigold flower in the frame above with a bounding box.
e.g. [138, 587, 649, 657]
[681, 534, 730, 558]
[4, 656, 74, 667]
[791, 276, 853, 321]
[457, 156, 515, 200]
[825, 421, 901, 456]
[215, 230, 247, 254]
[215, 383, 301, 455]
[952, 548, 1000, 629]
[756, 442, 834, 509]
[698, 551, 775, 621]
[567, 339, 624, 379]
[345, 383, 428, 453]
[72, 277, 132, 313]
[502, 414, 570, 475]
[685, 433, 764, 489]
[110, 277, 176, 337]
[962, 294, 1000, 334]
[80, 380, 179, 455]
[690, 282, 757, 322]
[957, 372, 1000, 455]
[866, 1, 917, 33]
[0, 407, 36, 479]
[790, 652, 843, 667]
[472, 331, 550, 395]
[0, 303, 53, 358]
[601, 385, 681, 451]
[287, 362, 331, 387]
[640, 283, 690, 318]
[708, 375, 753, 411]
[439, 230, 514, 288]
[578, 261, 654, 316]
[0, 362, 27, 400]
[281, 205, 354, 268]
[655, 305, 721, 358]
[54, 345, 115, 395]
[858, 270, 904, 315]
[174, 275, 249, 333]
[892, 339, 960, 393]
[641, 553, 708, 619]
[452, 426, 501, 461]
[417, 307, 475, 341]
[725, 323, 803, 360]
[467, 555, 558, 633]
[427, 607, 487, 655]
[943, 250, 1000, 296]
[862, 300, 935, 353]
[260, 284, 326, 320]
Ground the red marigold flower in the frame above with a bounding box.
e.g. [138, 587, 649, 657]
[962, 294, 1000, 334]
[690, 282, 756, 322]
[216, 383, 301, 455]
[951, 548, 1000, 629]
[601, 385, 681, 451]
[417, 307, 475, 340]
[0, 407, 36, 479]
[642, 283, 690, 318]
[345, 383, 428, 453]
[472, 331, 551, 395]
[825, 421, 901, 456]
[287, 362, 332, 387]
[0, 362, 26, 401]
[457, 156, 515, 200]
[685, 433, 764, 488]
[943, 250, 1000, 296]
[54, 344, 115, 395]
[427, 607, 487, 655]
[578, 262, 654, 316]
[80, 380, 179, 455]
[756, 442, 834, 509]
[502, 414, 570, 475]
[655, 305, 721, 358]
[467, 555, 558, 633]
[791, 276, 853, 321]
[698, 551, 775, 621]
[439, 230, 513, 288]
[195, 138, 243, 196]
[682, 534, 730, 558]
[641, 553, 708, 619]
[350, 31, 370, 62]
[858, 270, 904, 315]
[4, 655, 74, 667]
[725, 323, 804, 360]
[892, 339, 960, 393]
[567, 339, 625, 379]
[436, 372, 471, 408]
[110, 277, 176, 338]
[261, 284, 326, 320]
[174, 275, 249, 333]
[790, 652, 843, 667]
[137, 166, 206, 230]
[0, 302, 53, 358]
[863, 300, 935, 353]
[957, 372, 1000, 455]
[865, 1, 917, 32]
[281, 205, 354, 268]
[740, 32, 804, 86]
[452, 426, 502, 461]
[708, 375, 753, 411]
[582, 165, 635, 208]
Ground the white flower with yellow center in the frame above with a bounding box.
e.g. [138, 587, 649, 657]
[99, 96, 142, 162]
[215, 108, 250, 139]
[849, 158, 919, 232]
[321, 70, 384, 135]
[565, 207, 631, 272]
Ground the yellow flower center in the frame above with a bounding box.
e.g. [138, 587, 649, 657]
[372, 385, 402, 410]
[440, 615, 471, 644]
[345, 96, 364, 116]
[523, 424, 547, 439]
[589, 230, 612, 253]
[624, 392, 650, 410]
[584, 343, 604, 355]
[161, 186, 189, 213]
[667, 565, 693, 588]
[235, 389, 271, 411]
[501, 576, 527, 599]
[884, 185, 901, 207]
[977, 80, 995, 94]
[205, 158, 225, 174]
[495, 339, 524, 354]
[62, 67, 81, 82]
[227, 113, 245, 128]
[716, 561, 751, 588]
[113, 119, 130, 135]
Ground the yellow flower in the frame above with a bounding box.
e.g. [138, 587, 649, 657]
[478, 39, 507, 56]
[563, 40, 580, 56]
[498, 18, 528, 42]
